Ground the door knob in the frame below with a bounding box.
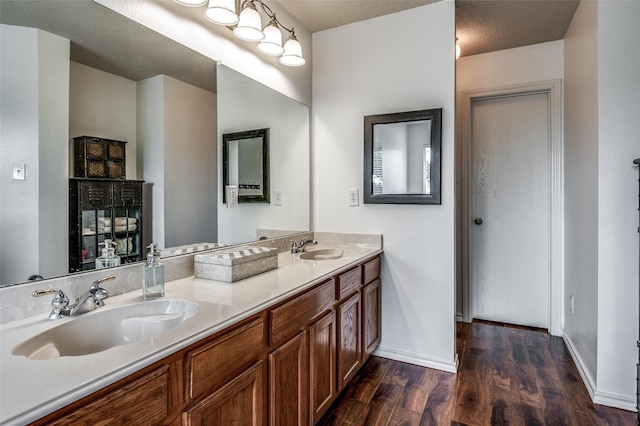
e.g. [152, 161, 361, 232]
[474, 218, 483, 225]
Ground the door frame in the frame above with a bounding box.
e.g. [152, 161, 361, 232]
[460, 80, 563, 336]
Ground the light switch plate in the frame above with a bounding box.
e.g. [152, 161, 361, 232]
[226, 185, 238, 208]
[274, 190, 283, 206]
[12, 163, 26, 181]
[348, 189, 359, 206]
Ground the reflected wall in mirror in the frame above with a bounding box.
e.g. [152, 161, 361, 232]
[217, 64, 310, 244]
[364, 108, 442, 204]
[0, 3, 311, 288]
[223, 128, 270, 203]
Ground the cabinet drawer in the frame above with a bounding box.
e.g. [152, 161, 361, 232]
[78, 181, 112, 209]
[363, 256, 381, 285]
[186, 317, 263, 401]
[337, 267, 361, 300]
[269, 279, 335, 346]
[49, 366, 169, 426]
[113, 181, 142, 207]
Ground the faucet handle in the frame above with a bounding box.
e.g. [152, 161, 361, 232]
[32, 288, 69, 319]
[90, 275, 116, 290]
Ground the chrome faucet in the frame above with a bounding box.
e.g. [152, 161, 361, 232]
[33, 276, 115, 319]
[291, 238, 318, 253]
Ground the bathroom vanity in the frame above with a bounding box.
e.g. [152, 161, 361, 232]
[0, 240, 382, 426]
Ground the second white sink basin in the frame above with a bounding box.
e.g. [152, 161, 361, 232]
[299, 249, 344, 260]
[12, 298, 198, 360]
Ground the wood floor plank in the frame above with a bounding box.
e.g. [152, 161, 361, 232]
[318, 322, 637, 426]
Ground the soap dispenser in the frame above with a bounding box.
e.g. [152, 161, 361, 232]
[95, 239, 121, 269]
[143, 243, 165, 300]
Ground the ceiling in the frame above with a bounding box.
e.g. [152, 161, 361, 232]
[0, 0, 580, 91]
[276, 0, 580, 57]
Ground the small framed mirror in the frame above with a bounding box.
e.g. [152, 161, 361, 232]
[364, 108, 442, 204]
[223, 128, 270, 203]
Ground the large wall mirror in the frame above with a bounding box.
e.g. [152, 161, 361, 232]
[364, 108, 442, 204]
[0, 2, 310, 288]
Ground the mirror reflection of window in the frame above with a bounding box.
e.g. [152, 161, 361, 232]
[372, 120, 431, 195]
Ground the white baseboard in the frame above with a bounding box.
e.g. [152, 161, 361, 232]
[372, 345, 458, 373]
[563, 333, 638, 412]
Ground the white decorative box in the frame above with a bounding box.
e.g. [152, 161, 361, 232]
[194, 246, 278, 282]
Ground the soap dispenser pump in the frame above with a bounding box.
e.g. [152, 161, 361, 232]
[143, 243, 165, 300]
[95, 239, 121, 269]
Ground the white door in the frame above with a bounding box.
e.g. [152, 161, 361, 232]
[470, 92, 550, 329]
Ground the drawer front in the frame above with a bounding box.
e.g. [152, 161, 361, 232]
[186, 317, 263, 401]
[49, 366, 169, 426]
[363, 256, 381, 285]
[79, 181, 112, 209]
[337, 267, 361, 300]
[269, 279, 335, 347]
[113, 181, 142, 207]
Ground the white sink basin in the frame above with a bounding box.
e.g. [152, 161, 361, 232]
[299, 248, 344, 260]
[12, 299, 198, 360]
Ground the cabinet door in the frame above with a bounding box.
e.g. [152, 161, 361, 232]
[183, 361, 264, 426]
[337, 292, 362, 391]
[362, 279, 381, 360]
[309, 311, 337, 424]
[48, 366, 170, 426]
[269, 331, 308, 426]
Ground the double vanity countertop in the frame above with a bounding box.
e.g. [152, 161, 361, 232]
[0, 243, 382, 425]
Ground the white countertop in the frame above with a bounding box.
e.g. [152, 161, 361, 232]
[0, 245, 381, 425]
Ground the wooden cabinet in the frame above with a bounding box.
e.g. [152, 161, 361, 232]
[182, 361, 264, 426]
[268, 331, 308, 426]
[69, 178, 144, 272]
[47, 366, 170, 426]
[309, 311, 337, 424]
[337, 292, 362, 391]
[34, 255, 382, 426]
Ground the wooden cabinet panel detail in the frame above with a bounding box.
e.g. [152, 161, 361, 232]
[337, 267, 361, 300]
[186, 317, 263, 401]
[269, 331, 309, 426]
[337, 292, 362, 391]
[183, 361, 264, 426]
[309, 311, 337, 424]
[49, 366, 169, 426]
[363, 256, 381, 285]
[363, 279, 381, 359]
[269, 279, 335, 347]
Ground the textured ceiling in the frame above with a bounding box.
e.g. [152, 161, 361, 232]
[0, 0, 580, 91]
[276, 0, 580, 57]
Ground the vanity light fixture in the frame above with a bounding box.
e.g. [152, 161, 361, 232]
[175, 0, 305, 66]
[455, 37, 461, 59]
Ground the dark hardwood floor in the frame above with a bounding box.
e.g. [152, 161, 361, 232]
[318, 321, 637, 425]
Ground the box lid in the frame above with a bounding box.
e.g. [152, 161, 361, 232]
[195, 246, 277, 266]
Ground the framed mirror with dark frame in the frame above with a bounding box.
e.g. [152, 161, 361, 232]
[364, 108, 442, 204]
[223, 128, 270, 204]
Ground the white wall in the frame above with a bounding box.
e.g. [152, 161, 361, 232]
[563, 0, 600, 396]
[96, 0, 312, 107]
[217, 65, 310, 244]
[163, 76, 217, 247]
[455, 40, 565, 318]
[595, 0, 640, 409]
[137, 75, 218, 249]
[0, 25, 69, 285]
[313, 1, 457, 371]
[70, 62, 137, 179]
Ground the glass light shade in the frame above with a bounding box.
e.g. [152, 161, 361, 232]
[279, 34, 305, 66]
[456, 43, 461, 59]
[257, 20, 284, 56]
[233, 2, 264, 42]
[174, 0, 207, 6]
[204, 0, 238, 25]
